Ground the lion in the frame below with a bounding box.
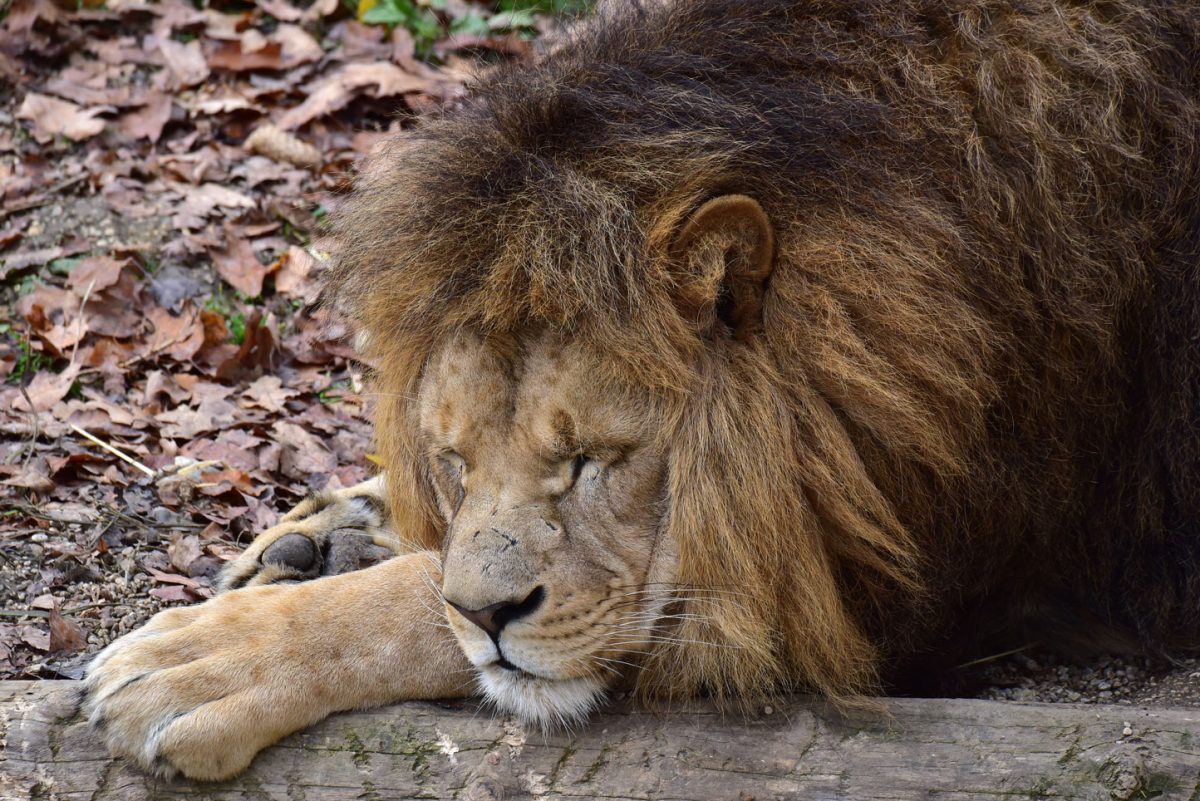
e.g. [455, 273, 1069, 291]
[82, 0, 1200, 781]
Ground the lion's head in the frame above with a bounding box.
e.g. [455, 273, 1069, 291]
[405, 193, 804, 725]
[322, 0, 957, 724]
[325, 0, 1197, 724]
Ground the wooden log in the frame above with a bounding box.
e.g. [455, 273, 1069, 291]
[2, 680, 1198, 801]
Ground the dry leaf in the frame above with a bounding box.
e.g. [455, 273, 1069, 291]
[273, 24, 323, 67]
[206, 39, 283, 71]
[145, 306, 206, 362]
[256, 0, 303, 22]
[273, 420, 337, 479]
[210, 229, 270, 296]
[274, 245, 320, 302]
[48, 608, 86, 653]
[150, 584, 193, 602]
[67, 256, 127, 295]
[277, 62, 438, 130]
[172, 182, 256, 217]
[117, 91, 173, 142]
[18, 625, 50, 652]
[144, 565, 203, 588]
[241, 374, 298, 413]
[157, 38, 210, 89]
[16, 92, 108, 143]
[14, 363, 81, 412]
[167, 533, 203, 574]
[155, 395, 238, 439]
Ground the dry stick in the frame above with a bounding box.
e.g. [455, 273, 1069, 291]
[68, 278, 94, 371]
[16, 384, 38, 469]
[0, 174, 88, 222]
[68, 424, 156, 478]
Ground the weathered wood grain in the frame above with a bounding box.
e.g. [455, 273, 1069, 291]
[2, 681, 1197, 801]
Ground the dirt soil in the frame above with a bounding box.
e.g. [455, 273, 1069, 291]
[1, 0, 1197, 710]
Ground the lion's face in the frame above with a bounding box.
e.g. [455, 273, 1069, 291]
[418, 329, 677, 725]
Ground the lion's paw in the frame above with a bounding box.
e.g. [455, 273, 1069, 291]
[219, 476, 402, 592]
[81, 587, 324, 780]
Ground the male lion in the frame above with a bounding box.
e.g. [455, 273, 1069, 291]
[84, 0, 1200, 781]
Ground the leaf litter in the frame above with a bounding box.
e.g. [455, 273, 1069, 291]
[0, 0, 581, 680]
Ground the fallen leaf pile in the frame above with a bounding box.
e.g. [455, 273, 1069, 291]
[0, 0, 574, 679]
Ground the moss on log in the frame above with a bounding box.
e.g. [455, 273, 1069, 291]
[2, 681, 1198, 800]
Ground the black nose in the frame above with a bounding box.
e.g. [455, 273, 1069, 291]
[447, 586, 545, 639]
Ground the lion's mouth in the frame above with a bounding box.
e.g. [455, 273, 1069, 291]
[491, 656, 540, 678]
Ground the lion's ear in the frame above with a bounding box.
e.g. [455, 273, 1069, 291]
[671, 194, 775, 341]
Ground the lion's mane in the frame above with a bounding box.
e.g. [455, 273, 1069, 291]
[327, 0, 1200, 701]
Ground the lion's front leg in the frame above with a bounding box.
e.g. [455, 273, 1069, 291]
[219, 475, 404, 591]
[83, 552, 474, 780]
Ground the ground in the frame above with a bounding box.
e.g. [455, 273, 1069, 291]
[0, 0, 1197, 709]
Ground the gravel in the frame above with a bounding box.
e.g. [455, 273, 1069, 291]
[974, 651, 1200, 706]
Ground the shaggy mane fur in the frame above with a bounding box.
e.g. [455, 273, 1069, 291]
[327, 0, 1200, 701]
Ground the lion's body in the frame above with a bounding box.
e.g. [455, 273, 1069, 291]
[85, 0, 1200, 780]
[333, 0, 1200, 694]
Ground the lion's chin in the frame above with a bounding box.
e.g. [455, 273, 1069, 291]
[478, 666, 605, 730]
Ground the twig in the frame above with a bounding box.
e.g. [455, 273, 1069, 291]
[16, 385, 38, 469]
[0, 601, 133, 619]
[0, 174, 89, 222]
[956, 643, 1037, 670]
[68, 278, 95, 370]
[173, 459, 222, 478]
[68, 424, 156, 478]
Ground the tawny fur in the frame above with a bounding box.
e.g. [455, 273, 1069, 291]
[327, 0, 1200, 702]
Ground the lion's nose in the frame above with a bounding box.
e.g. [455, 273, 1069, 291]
[446, 586, 545, 639]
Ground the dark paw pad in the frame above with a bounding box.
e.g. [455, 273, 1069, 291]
[261, 533, 321, 574]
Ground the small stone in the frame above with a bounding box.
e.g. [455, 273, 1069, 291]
[763, 705, 774, 715]
[31, 533, 48, 543]
[1121, 722, 1133, 736]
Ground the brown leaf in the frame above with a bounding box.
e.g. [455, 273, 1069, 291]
[0, 464, 55, 493]
[16, 92, 108, 144]
[67, 256, 127, 295]
[273, 24, 323, 68]
[155, 396, 237, 439]
[14, 363, 80, 413]
[301, 0, 337, 22]
[0, 240, 88, 281]
[80, 271, 144, 338]
[117, 91, 173, 143]
[172, 182, 256, 220]
[277, 62, 441, 130]
[195, 467, 256, 497]
[150, 585, 193, 602]
[206, 39, 283, 71]
[273, 420, 337, 479]
[274, 245, 320, 302]
[144, 565, 203, 588]
[210, 230, 269, 297]
[18, 625, 49, 652]
[47, 608, 86, 654]
[256, 0, 303, 22]
[144, 306, 206, 362]
[241, 374, 299, 413]
[157, 37, 210, 90]
[167, 533, 204, 575]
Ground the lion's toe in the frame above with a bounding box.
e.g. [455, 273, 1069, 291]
[262, 532, 322, 573]
[219, 481, 401, 592]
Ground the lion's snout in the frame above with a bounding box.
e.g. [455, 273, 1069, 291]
[445, 585, 545, 640]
